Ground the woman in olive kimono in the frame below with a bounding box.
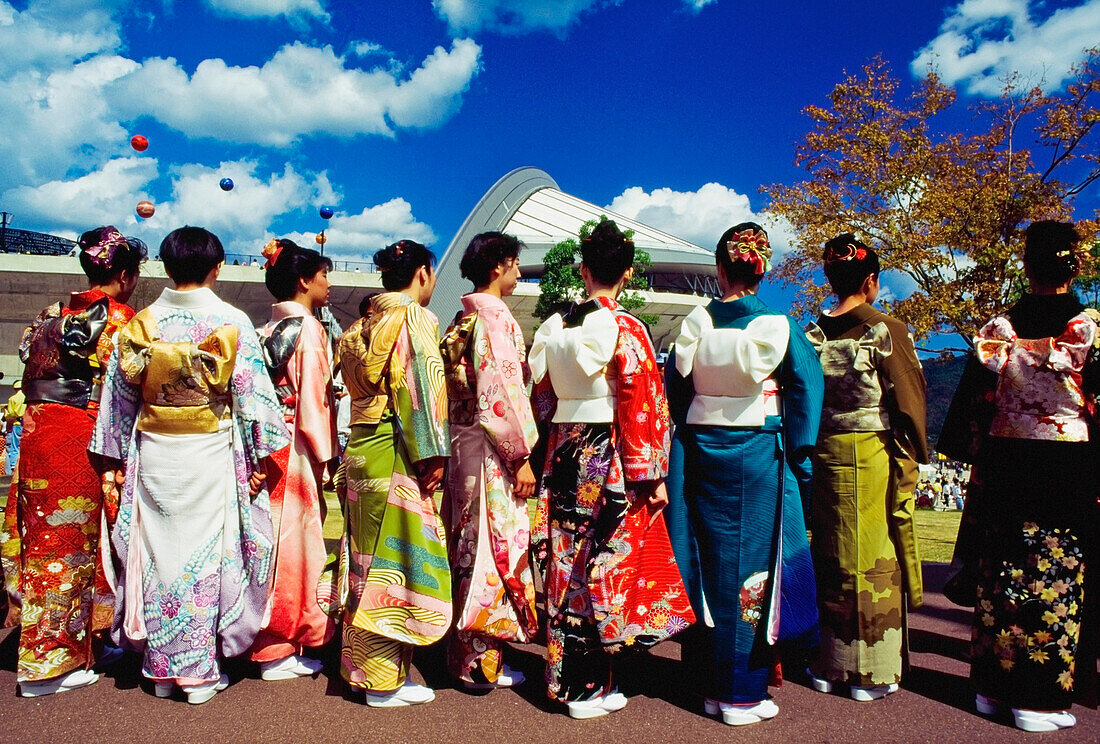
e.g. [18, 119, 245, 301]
[665, 222, 823, 726]
[250, 239, 338, 680]
[2, 226, 144, 696]
[806, 234, 928, 702]
[440, 232, 539, 690]
[90, 227, 290, 705]
[529, 219, 695, 720]
[940, 221, 1097, 733]
[336, 240, 451, 707]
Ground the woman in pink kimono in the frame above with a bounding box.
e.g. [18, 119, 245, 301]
[441, 232, 539, 690]
[250, 239, 339, 680]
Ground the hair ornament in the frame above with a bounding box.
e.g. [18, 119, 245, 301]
[81, 226, 127, 269]
[393, 241, 404, 258]
[262, 238, 284, 270]
[726, 229, 772, 276]
[824, 241, 868, 265]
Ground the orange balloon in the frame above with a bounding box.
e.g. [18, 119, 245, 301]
[136, 200, 155, 218]
[315, 233, 327, 245]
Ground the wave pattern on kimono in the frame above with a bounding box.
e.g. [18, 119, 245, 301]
[89, 287, 289, 682]
[665, 297, 823, 704]
[440, 293, 539, 683]
[250, 302, 340, 663]
[529, 297, 694, 703]
[806, 302, 928, 688]
[337, 292, 451, 691]
[1, 290, 134, 681]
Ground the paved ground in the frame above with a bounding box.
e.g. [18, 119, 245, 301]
[0, 564, 1096, 744]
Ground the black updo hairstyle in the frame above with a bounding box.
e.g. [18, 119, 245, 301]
[1024, 220, 1080, 288]
[78, 226, 147, 285]
[374, 240, 435, 291]
[715, 222, 769, 288]
[264, 239, 333, 302]
[459, 232, 523, 288]
[823, 233, 880, 297]
[160, 226, 225, 284]
[581, 219, 634, 286]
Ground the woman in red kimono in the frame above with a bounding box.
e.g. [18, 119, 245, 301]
[529, 219, 694, 719]
[1, 226, 143, 696]
[250, 239, 339, 680]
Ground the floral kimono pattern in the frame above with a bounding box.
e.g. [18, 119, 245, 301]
[89, 287, 289, 682]
[250, 301, 339, 663]
[530, 296, 694, 703]
[440, 292, 539, 684]
[1, 289, 134, 681]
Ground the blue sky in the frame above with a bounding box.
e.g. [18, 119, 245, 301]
[1, 0, 1098, 322]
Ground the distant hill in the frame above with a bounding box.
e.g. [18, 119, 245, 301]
[922, 353, 969, 449]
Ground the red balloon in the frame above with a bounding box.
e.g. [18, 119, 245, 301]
[131, 135, 149, 152]
[136, 200, 155, 218]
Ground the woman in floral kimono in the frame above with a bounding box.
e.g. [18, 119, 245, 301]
[336, 240, 451, 707]
[940, 221, 1097, 733]
[90, 227, 289, 705]
[249, 239, 338, 680]
[665, 223, 823, 726]
[529, 219, 695, 720]
[440, 232, 539, 691]
[806, 234, 927, 702]
[1, 226, 144, 696]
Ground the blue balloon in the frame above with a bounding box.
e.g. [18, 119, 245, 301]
[219, 177, 234, 191]
[319, 206, 334, 220]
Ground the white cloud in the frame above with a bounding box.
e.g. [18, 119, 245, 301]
[203, 0, 330, 25]
[1, 157, 158, 234]
[432, 0, 615, 35]
[605, 182, 796, 259]
[912, 0, 1100, 96]
[281, 200, 437, 262]
[682, 0, 717, 10]
[0, 0, 120, 77]
[109, 39, 482, 146]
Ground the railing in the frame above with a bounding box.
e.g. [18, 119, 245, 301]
[223, 253, 377, 273]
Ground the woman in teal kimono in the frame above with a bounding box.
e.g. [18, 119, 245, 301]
[666, 222, 823, 726]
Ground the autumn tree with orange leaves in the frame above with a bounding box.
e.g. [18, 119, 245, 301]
[764, 49, 1099, 344]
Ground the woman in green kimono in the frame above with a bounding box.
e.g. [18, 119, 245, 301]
[336, 240, 451, 707]
[806, 234, 928, 702]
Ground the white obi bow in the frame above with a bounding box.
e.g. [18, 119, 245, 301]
[529, 308, 619, 423]
[673, 306, 789, 427]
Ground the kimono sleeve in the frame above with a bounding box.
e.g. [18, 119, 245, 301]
[390, 306, 450, 464]
[89, 316, 145, 463]
[293, 317, 337, 463]
[230, 313, 291, 468]
[613, 314, 671, 483]
[664, 345, 694, 426]
[779, 316, 824, 501]
[472, 311, 537, 465]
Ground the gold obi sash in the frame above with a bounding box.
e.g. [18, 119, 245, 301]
[119, 322, 238, 434]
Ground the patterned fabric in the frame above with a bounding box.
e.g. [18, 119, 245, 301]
[974, 313, 1096, 442]
[665, 295, 823, 704]
[441, 293, 539, 684]
[531, 296, 693, 703]
[337, 292, 451, 692]
[1, 291, 133, 682]
[90, 287, 289, 682]
[250, 302, 339, 663]
[805, 321, 892, 432]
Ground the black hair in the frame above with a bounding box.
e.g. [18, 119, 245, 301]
[581, 219, 634, 286]
[358, 292, 377, 317]
[459, 232, 523, 288]
[822, 233, 880, 297]
[715, 222, 767, 288]
[160, 226, 225, 284]
[77, 226, 147, 284]
[264, 239, 333, 302]
[1024, 220, 1080, 288]
[374, 240, 435, 291]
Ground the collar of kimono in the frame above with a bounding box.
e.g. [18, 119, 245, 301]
[270, 300, 313, 322]
[707, 292, 768, 322]
[156, 286, 220, 310]
[460, 291, 508, 314]
[69, 287, 111, 312]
